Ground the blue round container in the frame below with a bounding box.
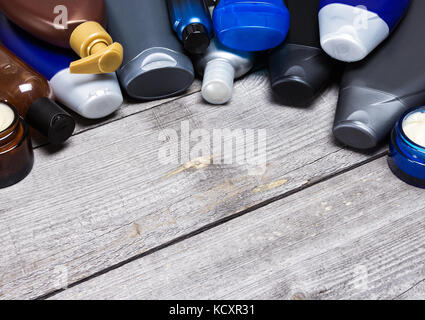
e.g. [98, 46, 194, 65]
[388, 106, 425, 188]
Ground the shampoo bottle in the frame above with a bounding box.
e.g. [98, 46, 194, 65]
[269, 0, 336, 106]
[319, 0, 411, 62]
[105, 0, 195, 100]
[0, 45, 75, 144]
[333, 0, 425, 149]
[0, 15, 123, 119]
[194, 38, 255, 105]
[0, 0, 123, 74]
[167, 0, 213, 55]
[212, 0, 290, 52]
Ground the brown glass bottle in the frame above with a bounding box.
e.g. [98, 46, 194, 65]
[0, 101, 34, 189]
[0, 0, 106, 48]
[0, 45, 75, 144]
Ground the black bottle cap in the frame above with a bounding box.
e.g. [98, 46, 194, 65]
[182, 23, 210, 55]
[26, 98, 75, 145]
[269, 44, 334, 106]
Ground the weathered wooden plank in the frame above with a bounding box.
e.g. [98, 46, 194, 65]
[0, 71, 380, 299]
[51, 158, 425, 300]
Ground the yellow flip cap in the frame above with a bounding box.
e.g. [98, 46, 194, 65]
[69, 21, 123, 74]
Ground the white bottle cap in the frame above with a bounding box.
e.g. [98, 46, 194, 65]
[50, 68, 123, 119]
[202, 59, 235, 105]
[319, 3, 389, 62]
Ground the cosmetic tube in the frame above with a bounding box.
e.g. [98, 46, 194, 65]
[105, 0, 195, 101]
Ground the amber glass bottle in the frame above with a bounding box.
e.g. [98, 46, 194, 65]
[0, 101, 34, 188]
[0, 45, 75, 144]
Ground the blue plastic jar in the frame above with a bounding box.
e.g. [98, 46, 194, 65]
[213, 0, 290, 52]
[388, 106, 425, 188]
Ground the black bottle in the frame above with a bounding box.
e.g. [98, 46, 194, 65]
[268, 0, 335, 106]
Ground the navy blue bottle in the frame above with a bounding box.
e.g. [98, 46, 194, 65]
[167, 0, 213, 54]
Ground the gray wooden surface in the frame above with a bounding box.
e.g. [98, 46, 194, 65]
[0, 71, 423, 300]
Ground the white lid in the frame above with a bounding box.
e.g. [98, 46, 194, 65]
[50, 69, 123, 119]
[202, 59, 236, 105]
[319, 3, 389, 62]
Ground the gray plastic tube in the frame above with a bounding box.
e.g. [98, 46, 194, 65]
[105, 0, 195, 100]
[269, 0, 335, 106]
[334, 0, 422, 150]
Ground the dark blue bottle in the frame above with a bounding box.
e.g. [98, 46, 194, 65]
[212, 0, 290, 52]
[167, 0, 213, 54]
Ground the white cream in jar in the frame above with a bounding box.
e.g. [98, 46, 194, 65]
[0, 102, 15, 132]
[403, 110, 425, 147]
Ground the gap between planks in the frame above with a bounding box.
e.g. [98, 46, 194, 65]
[49, 156, 425, 300]
[39, 150, 387, 300]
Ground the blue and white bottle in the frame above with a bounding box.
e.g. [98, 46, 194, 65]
[319, 0, 411, 62]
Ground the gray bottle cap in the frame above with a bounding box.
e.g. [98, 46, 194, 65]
[333, 86, 407, 150]
[118, 47, 195, 100]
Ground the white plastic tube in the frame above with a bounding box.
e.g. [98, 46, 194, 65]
[319, 3, 389, 62]
[50, 69, 123, 119]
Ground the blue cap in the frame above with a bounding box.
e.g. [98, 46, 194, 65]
[213, 0, 290, 52]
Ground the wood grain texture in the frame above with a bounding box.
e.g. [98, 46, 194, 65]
[0, 71, 380, 299]
[52, 158, 425, 300]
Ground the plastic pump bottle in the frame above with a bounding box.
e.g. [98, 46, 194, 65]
[333, 0, 425, 149]
[0, 0, 123, 74]
[269, 0, 336, 106]
[167, 0, 213, 55]
[194, 38, 255, 105]
[0, 45, 75, 144]
[105, 0, 195, 101]
[319, 0, 411, 62]
[0, 15, 123, 119]
[212, 0, 290, 52]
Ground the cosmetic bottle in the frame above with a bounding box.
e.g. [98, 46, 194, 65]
[212, 0, 290, 52]
[194, 38, 255, 105]
[0, 0, 123, 74]
[167, 0, 213, 55]
[319, 0, 411, 62]
[0, 15, 123, 119]
[105, 0, 194, 100]
[0, 45, 75, 144]
[0, 101, 34, 189]
[333, 0, 425, 150]
[388, 106, 425, 188]
[269, 0, 335, 106]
